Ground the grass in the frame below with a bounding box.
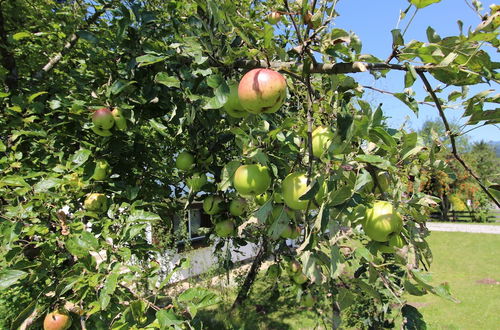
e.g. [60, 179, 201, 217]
[193, 231, 500, 329]
[408, 231, 500, 329]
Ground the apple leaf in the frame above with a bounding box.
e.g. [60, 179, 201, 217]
[219, 161, 240, 191]
[402, 304, 427, 330]
[410, 0, 441, 8]
[76, 30, 98, 43]
[157, 309, 184, 328]
[34, 177, 61, 194]
[0, 269, 27, 290]
[155, 72, 180, 88]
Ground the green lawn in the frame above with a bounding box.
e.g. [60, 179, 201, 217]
[196, 231, 500, 329]
[408, 232, 500, 329]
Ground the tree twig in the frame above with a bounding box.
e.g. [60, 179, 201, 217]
[417, 71, 500, 208]
[34, 2, 116, 80]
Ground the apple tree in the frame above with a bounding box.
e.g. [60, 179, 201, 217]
[0, 0, 498, 329]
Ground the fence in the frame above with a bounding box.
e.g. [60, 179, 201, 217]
[429, 209, 500, 223]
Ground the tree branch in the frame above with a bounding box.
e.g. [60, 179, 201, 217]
[231, 59, 432, 75]
[34, 2, 115, 80]
[0, 2, 19, 91]
[417, 71, 500, 208]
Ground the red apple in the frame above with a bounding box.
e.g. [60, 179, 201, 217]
[43, 310, 72, 330]
[92, 107, 115, 130]
[238, 68, 287, 114]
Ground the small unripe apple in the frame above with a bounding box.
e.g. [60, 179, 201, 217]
[363, 201, 403, 242]
[289, 260, 302, 273]
[43, 310, 72, 330]
[111, 107, 127, 130]
[92, 108, 115, 130]
[293, 272, 308, 285]
[255, 192, 270, 205]
[238, 68, 287, 114]
[267, 12, 281, 24]
[365, 171, 391, 193]
[266, 263, 280, 279]
[91, 125, 112, 137]
[389, 234, 405, 248]
[312, 126, 334, 158]
[203, 196, 223, 215]
[229, 198, 246, 216]
[84, 193, 107, 213]
[233, 164, 271, 197]
[215, 220, 235, 237]
[187, 172, 207, 192]
[301, 292, 316, 307]
[92, 159, 111, 181]
[176, 152, 195, 171]
[223, 82, 249, 118]
[273, 191, 284, 203]
[280, 224, 300, 239]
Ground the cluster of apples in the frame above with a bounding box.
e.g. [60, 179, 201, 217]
[266, 9, 322, 30]
[223, 68, 287, 118]
[91, 107, 127, 137]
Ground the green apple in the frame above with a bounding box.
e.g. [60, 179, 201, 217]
[280, 224, 300, 239]
[289, 260, 302, 273]
[215, 220, 234, 237]
[92, 159, 111, 181]
[293, 272, 308, 285]
[254, 191, 270, 205]
[267, 12, 281, 24]
[233, 164, 271, 196]
[91, 125, 112, 137]
[92, 107, 115, 130]
[312, 126, 334, 158]
[223, 82, 248, 118]
[203, 196, 223, 215]
[273, 191, 283, 203]
[84, 193, 107, 212]
[175, 151, 194, 171]
[365, 171, 391, 193]
[363, 201, 403, 242]
[43, 310, 72, 330]
[301, 292, 316, 307]
[229, 198, 246, 216]
[282, 172, 322, 210]
[186, 172, 207, 192]
[389, 234, 405, 248]
[238, 68, 287, 114]
[111, 107, 127, 130]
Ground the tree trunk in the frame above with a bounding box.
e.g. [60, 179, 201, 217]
[231, 239, 269, 310]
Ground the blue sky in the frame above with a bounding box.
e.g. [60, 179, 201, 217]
[332, 0, 499, 142]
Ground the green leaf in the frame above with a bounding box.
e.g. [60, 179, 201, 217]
[327, 186, 352, 206]
[155, 73, 180, 88]
[369, 127, 397, 150]
[467, 109, 500, 125]
[426, 26, 441, 42]
[70, 148, 91, 169]
[355, 155, 392, 170]
[402, 304, 427, 330]
[0, 269, 27, 290]
[149, 119, 169, 136]
[66, 232, 99, 258]
[157, 309, 183, 328]
[0, 175, 29, 188]
[401, 132, 424, 160]
[34, 177, 61, 193]
[410, 0, 441, 9]
[128, 210, 161, 222]
[404, 63, 418, 88]
[136, 54, 166, 67]
[76, 30, 98, 43]
[391, 29, 404, 47]
[109, 80, 136, 95]
[12, 31, 32, 41]
[394, 93, 419, 115]
[219, 161, 240, 191]
[0, 140, 5, 152]
[27, 91, 47, 103]
[9, 301, 37, 330]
